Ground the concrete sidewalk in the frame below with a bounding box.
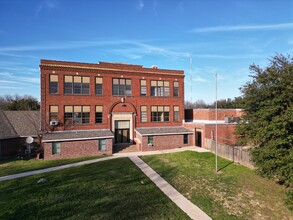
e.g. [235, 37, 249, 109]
[129, 156, 212, 220]
[0, 146, 212, 219]
[0, 146, 209, 182]
[0, 156, 118, 182]
[114, 146, 210, 157]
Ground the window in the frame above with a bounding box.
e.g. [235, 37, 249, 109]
[150, 80, 170, 97]
[64, 75, 90, 95]
[184, 134, 188, 144]
[95, 77, 103, 95]
[49, 75, 58, 94]
[141, 106, 147, 122]
[112, 78, 132, 96]
[99, 139, 106, 151]
[174, 81, 179, 97]
[148, 136, 153, 145]
[174, 106, 179, 122]
[82, 106, 90, 124]
[140, 80, 147, 96]
[95, 106, 103, 124]
[151, 106, 170, 122]
[52, 142, 61, 155]
[49, 105, 58, 121]
[64, 105, 90, 125]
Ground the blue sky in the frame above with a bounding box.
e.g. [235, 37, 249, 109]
[0, 0, 292, 103]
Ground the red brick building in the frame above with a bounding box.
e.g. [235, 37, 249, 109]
[40, 60, 192, 159]
[184, 109, 243, 147]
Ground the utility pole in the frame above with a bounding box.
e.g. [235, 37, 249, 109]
[215, 73, 218, 173]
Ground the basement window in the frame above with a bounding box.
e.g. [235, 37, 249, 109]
[184, 134, 188, 144]
[148, 136, 154, 145]
[52, 142, 61, 155]
[99, 139, 106, 151]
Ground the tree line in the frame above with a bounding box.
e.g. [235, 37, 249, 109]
[0, 94, 40, 111]
[185, 97, 243, 109]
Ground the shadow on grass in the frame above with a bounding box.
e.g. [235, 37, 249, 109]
[218, 161, 234, 172]
[0, 157, 18, 165]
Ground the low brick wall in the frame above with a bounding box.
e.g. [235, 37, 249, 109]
[43, 139, 112, 160]
[205, 139, 254, 169]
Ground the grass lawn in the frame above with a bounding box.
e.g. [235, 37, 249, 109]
[0, 157, 190, 220]
[0, 156, 109, 177]
[141, 151, 292, 220]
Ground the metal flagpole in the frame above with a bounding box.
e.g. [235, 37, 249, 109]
[190, 54, 193, 103]
[215, 73, 218, 173]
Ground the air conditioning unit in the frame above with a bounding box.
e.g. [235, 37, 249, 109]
[224, 117, 231, 123]
[148, 143, 154, 147]
[50, 121, 59, 126]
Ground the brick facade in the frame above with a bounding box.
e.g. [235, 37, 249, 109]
[43, 139, 112, 160]
[184, 109, 242, 148]
[40, 60, 189, 159]
[41, 60, 184, 132]
[185, 109, 243, 121]
[139, 134, 193, 151]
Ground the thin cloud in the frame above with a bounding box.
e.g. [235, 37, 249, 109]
[190, 23, 293, 33]
[192, 76, 206, 83]
[1, 67, 39, 73]
[36, 0, 58, 17]
[152, 0, 158, 14]
[136, 0, 144, 10]
[0, 85, 22, 90]
[192, 53, 263, 60]
[0, 71, 39, 85]
[0, 72, 13, 77]
[0, 39, 129, 52]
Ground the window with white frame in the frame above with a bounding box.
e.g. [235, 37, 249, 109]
[151, 106, 170, 122]
[95, 77, 103, 95]
[174, 106, 179, 122]
[64, 105, 90, 125]
[95, 106, 103, 124]
[99, 139, 106, 151]
[49, 75, 58, 94]
[64, 75, 90, 95]
[141, 106, 147, 122]
[112, 78, 132, 96]
[52, 142, 61, 155]
[49, 105, 58, 121]
[173, 81, 179, 97]
[140, 80, 147, 96]
[150, 80, 170, 97]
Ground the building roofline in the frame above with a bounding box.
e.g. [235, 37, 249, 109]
[185, 108, 243, 111]
[42, 135, 114, 143]
[40, 60, 184, 77]
[134, 127, 193, 136]
[137, 131, 193, 136]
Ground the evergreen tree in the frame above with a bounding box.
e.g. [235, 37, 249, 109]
[236, 54, 293, 209]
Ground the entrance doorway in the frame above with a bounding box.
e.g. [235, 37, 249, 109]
[196, 131, 202, 147]
[114, 120, 130, 144]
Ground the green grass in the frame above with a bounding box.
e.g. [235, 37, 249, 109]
[0, 158, 190, 220]
[141, 151, 292, 220]
[0, 156, 109, 177]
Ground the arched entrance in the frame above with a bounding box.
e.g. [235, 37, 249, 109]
[109, 100, 137, 145]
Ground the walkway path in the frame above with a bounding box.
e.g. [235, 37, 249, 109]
[129, 156, 211, 220]
[0, 146, 211, 219]
[0, 146, 209, 182]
